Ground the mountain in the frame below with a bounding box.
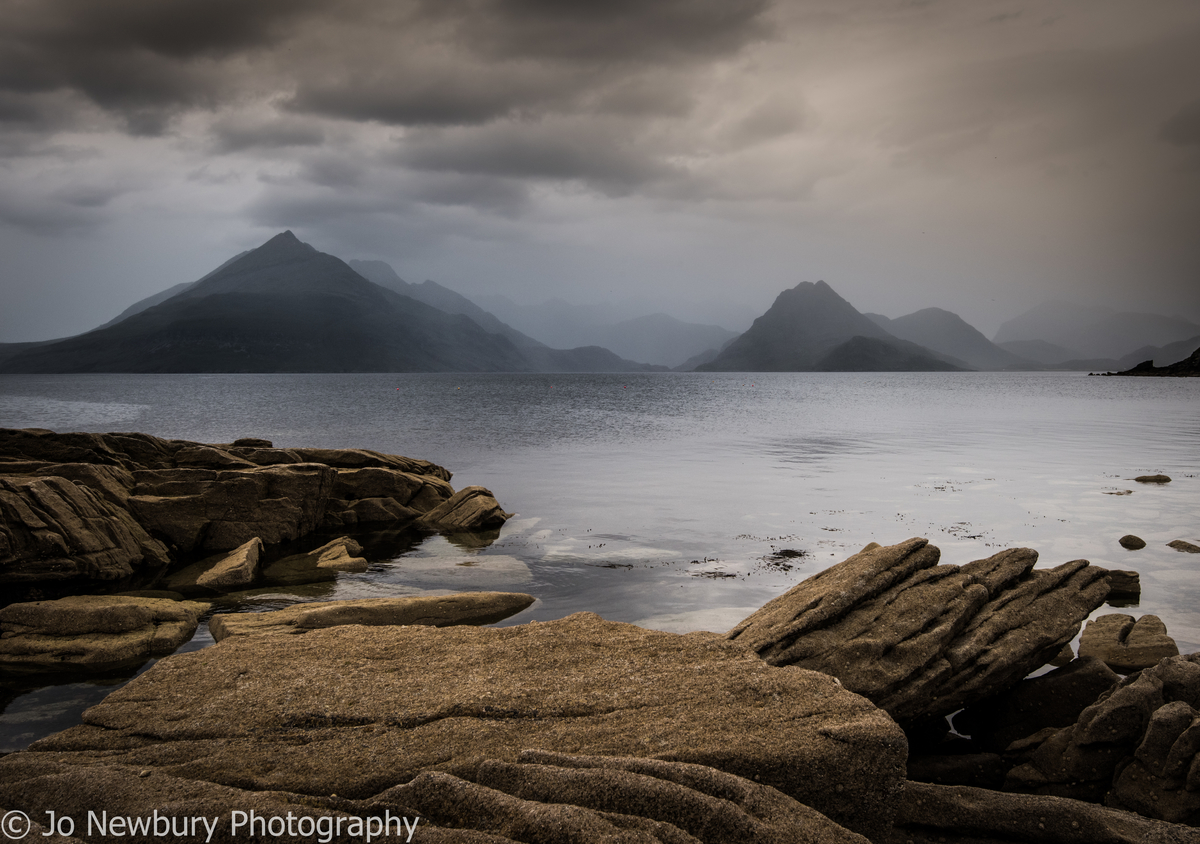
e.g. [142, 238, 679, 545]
[93, 251, 251, 331]
[994, 339, 1080, 366]
[696, 281, 965, 372]
[471, 294, 738, 368]
[867, 307, 1032, 370]
[0, 232, 538, 373]
[993, 301, 1200, 360]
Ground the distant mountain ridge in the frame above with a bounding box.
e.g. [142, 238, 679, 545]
[866, 307, 1031, 371]
[0, 233, 660, 374]
[993, 301, 1200, 361]
[697, 281, 963, 372]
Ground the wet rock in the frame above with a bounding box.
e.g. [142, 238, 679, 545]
[954, 657, 1121, 752]
[166, 537, 264, 593]
[1005, 654, 1200, 824]
[0, 595, 209, 670]
[0, 474, 170, 588]
[3, 613, 908, 840]
[890, 781, 1199, 844]
[418, 485, 512, 531]
[209, 592, 536, 641]
[1079, 614, 1179, 674]
[1135, 475, 1172, 484]
[1106, 570, 1142, 600]
[1120, 534, 1147, 550]
[260, 536, 368, 585]
[905, 753, 1008, 789]
[1169, 540, 1200, 554]
[727, 538, 1111, 720]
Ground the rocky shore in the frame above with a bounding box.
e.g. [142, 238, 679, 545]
[3, 430, 1200, 841]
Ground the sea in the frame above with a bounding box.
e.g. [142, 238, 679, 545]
[1, 371, 1198, 750]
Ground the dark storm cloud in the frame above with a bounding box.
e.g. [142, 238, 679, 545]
[1161, 99, 1200, 145]
[0, 0, 316, 132]
[396, 121, 681, 192]
[210, 114, 326, 153]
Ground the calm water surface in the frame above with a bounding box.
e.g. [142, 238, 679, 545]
[1, 371, 1198, 749]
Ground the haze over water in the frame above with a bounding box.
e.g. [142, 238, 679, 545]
[1, 371, 1198, 748]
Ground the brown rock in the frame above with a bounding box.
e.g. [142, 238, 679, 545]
[1079, 614, 1180, 674]
[1168, 540, 1200, 554]
[1134, 475, 1172, 484]
[1120, 534, 1147, 550]
[728, 539, 1111, 721]
[208, 592, 536, 641]
[890, 780, 1198, 843]
[418, 485, 511, 531]
[1106, 570, 1142, 600]
[0, 474, 169, 588]
[166, 537, 264, 594]
[7, 613, 908, 839]
[0, 595, 208, 670]
[260, 536, 368, 586]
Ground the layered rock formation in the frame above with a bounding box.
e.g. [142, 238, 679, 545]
[726, 538, 1112, 721]
[0, 612, 907, 840]
[0, 428, 509, 597]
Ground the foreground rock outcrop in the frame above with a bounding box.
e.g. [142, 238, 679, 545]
[0, 612, 907, 840]
[0, 595, 209, 669]
[0, 428, 509, 596]
[726, 538, 1112, 721]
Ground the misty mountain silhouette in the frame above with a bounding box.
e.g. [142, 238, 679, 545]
[867, 307, 1031, 370]
[0, 232, 657, 374]
[696, 280, 963, 372]
[993, 301, 1200, 361]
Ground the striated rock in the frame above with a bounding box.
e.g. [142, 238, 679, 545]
[3, 613, 908, 839]
[954, 657, 1121, 752]
[1079, 614, 1180, 674]
[1120, 534, 1147, 550]
[889, 781, 1199, 843]
[166, 537, 264, 593]
[1107, 570, 1142, 600]
[260, 536, 368, 585]
[1, 428, 510, 594]
[0, 595, 208, 670]
[418, 485, 511, 531]
[209, 592, 536, 641]
[1135, 475, 1172, 484]
[0, 474, 169, 587]
[727, 538, 1111, 720]
[128, 463, 337, 553]
[1169, 540, 1200, 554]
[1006, 654, 1200, 824]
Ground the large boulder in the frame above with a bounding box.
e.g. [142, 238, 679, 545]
[1079, 614, 1180, 674]
[1, 613, 908, 839]
[418, 486, 511, 531]
[0, 595, 209, 670]
[727, 538, 1111, 721]
[259, 536, 368, 585]
[166, 537, 264, 594]
[0, 475, 169, 588]
[1006, 653, 1200, 824]
[208, 592, 536, 641]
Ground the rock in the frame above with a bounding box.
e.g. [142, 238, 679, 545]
[208, 592, 536, 641]
[1079, 614, 1180, 674]
[1005, 654, 1200, 824]
[1169, 540, 1200, 554]
[890, 780, 1199, 843]
[166, 537, 264, 593]
[727, 538, 1111, 721]
[128, 464, 337, 553]
[260, 536, 368, 585]
[1106, 570, 1142, 600]
[1120, 534, 1147, 550]
[905, 753, 1008, 789]
[0, 474, 170, 589]
[0, 596, 209, 670]
[1135, 475, 1172, 484]
[954, 657, 1121, 752]
[3, 613, 908, 839]
[418, 485, 512, 531]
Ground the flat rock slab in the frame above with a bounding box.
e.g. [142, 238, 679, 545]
[1168, 540, 1200, 554]
[166, 537, 264, 594]
[260, 537, 369, 586]
[0, 595, 209, 670]
[727, 538, 1111, 721]
[8, 613, 907, 839]
[1078, 614, 1180, 674]
[208, 592, 537, 641]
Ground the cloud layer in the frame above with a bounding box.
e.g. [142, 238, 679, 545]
[1, 0, 1198, 341]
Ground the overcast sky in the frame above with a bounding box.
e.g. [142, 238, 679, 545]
[2, 0, 1198, 342]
